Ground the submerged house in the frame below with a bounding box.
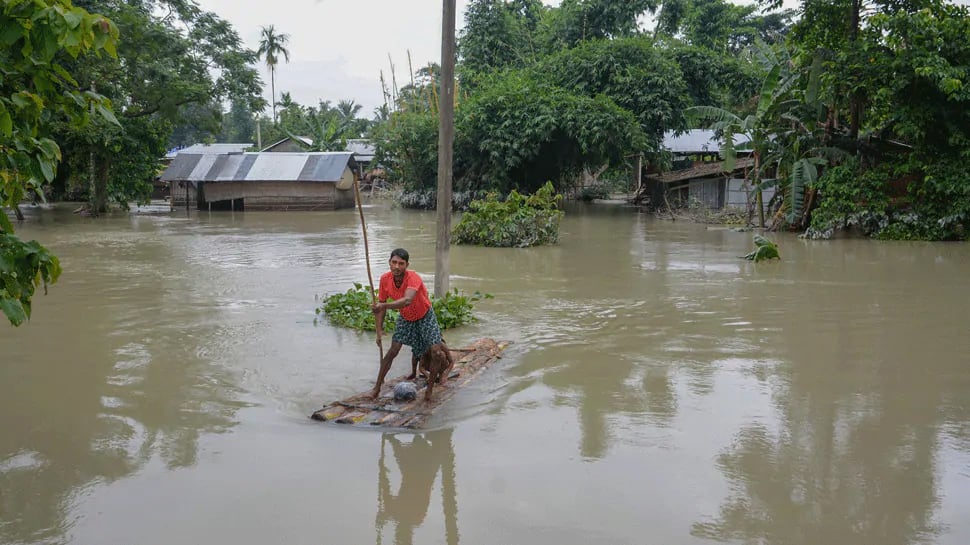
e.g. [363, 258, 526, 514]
[636, 130, 773, 210]
[161, 152, 358, 211]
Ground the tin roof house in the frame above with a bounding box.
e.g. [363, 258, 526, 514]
[635, 130, 769, 211]
[160, 152, 358, 211]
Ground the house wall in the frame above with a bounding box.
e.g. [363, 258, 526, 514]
[689, 178, 725, 209]
[169, 181, 198, 208]
[726, 178, 776, 210]
[201, 181, 353, 211]
[686, 178, 778, 210]
[335, 167, 355, 191]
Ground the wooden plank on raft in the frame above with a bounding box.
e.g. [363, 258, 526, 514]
[311, 338, 510, 429]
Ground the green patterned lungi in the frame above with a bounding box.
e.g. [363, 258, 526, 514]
[393, 307, 443, 360]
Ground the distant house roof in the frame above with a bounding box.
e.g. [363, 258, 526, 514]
[160, 152, 357, 183]
[663, 130, 750, 155]
[345, 139, 375, 162]
[166, 143, 253, 159]
[648, 157, 756, 184]
[261, 136, 313, 152]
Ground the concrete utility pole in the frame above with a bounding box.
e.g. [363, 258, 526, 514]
[435, 0, 456, 299]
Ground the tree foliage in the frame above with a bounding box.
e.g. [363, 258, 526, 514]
[50, 0, 263, 211]
[536, 0, 659, 51]
[1, 0, 118, 325]
[535, 37, 692, 143]
[457, 73, 647, 193]
[459, 0, 544, 79]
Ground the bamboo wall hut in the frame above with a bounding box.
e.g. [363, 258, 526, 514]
[160, 152, 357, 211]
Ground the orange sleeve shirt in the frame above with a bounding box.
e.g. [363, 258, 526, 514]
[378, 269, 432, 322]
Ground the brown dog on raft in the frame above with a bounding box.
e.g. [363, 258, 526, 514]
[418, 343, 455, 401]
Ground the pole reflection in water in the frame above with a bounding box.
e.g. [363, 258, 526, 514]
[376, 429, 458, 545]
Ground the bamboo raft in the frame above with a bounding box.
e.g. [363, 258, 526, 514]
[311, 338, 510, 429]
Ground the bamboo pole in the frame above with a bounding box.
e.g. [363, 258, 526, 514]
[354, 178, 384, 361]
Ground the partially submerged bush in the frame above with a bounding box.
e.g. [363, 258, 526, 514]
[315, 283, 492, 331]
[741, 235, 780, 262]
[451, 182, 564, 247]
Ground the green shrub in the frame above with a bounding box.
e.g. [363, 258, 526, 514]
[451, 182, 564, 247]
[810, 159, 892, 237]
[315, 283, 492, 331]
[810, 156, 969, 241]
[740, 235, 780, 262]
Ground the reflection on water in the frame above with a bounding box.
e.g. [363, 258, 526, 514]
[377, 430, 458, 545]
[2, 203, 970, 544]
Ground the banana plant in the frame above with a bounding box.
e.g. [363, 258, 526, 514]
[686, 41, 793, 228]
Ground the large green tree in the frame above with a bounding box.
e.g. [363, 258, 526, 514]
[655, 0, 792, 54]
[535, 37, 692, 152]
[458, 0, 544, 79]
[457, 74, 648, 193]
[51, 0, 264, 213]
[1, 0, 118, 325]
[537, 0, 660, 51]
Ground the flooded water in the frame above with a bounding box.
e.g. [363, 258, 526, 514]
[2, 202, 969, 545]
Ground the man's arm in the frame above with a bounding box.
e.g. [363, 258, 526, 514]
[375, 288, 417, 312]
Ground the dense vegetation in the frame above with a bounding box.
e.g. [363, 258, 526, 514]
[368, 0, 970, 242]
[452, 182, 564, 247]
[316, 283, 491, 331]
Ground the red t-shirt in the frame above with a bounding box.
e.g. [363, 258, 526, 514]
[379, 269, 431, 322]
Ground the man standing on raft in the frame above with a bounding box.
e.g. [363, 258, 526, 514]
[370, 248, 452, 399]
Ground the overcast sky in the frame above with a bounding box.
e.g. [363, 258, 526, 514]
[189, 0, 949, 118]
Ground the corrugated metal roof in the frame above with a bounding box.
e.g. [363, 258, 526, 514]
[160, 152, 356, 183]
[648, 157, 756, 184]
[178, 143, 252, 155]
[160, 153, 222, 182]
[160, 154, 202, 181]
[346, 139, 375, 156]
[663, 130, 750, 154]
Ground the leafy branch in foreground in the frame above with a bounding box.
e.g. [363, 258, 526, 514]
[741, 235, 780, 262]
[315, 283, 492, 331]
[0, 229, 62, 326]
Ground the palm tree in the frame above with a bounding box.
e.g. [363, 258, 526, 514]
[336, 99, 362, 121]
[256, 25, 290, 124]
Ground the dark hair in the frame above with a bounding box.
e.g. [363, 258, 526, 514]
[390, 248, 409, 262]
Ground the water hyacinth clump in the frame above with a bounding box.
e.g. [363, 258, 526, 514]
[315, 284, 492, 331]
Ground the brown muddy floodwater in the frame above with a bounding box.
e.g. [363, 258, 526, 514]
[1, 201, 969, 545]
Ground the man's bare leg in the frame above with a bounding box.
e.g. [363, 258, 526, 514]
[436, 342, 456, 385]
[408, 354, 420, 380]
[370, 341, 402, 398]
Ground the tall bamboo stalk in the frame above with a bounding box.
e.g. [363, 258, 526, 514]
[407, 49, 416, 111]
[354, 178, 384, 360]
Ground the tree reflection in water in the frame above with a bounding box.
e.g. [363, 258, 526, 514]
[376, 429, 458, 545]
